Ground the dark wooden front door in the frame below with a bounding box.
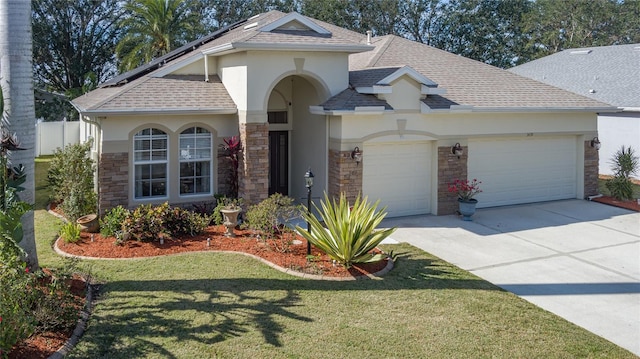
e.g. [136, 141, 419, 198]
[269, 131, 288, 195]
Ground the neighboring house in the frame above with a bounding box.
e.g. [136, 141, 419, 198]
[72, 11, 613, 218]
[509, 43, 640, 179]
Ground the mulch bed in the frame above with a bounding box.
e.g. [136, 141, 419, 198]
[591, 196, 640, 212]
[55, 225, 390, 278]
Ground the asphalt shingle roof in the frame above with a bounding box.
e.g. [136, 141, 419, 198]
[320, 88, 393, 111]
[347, 35, 608, 110]
[74, 75, 235, 113]
[73, 10, 610, 114]
[508, 44, 640, 108]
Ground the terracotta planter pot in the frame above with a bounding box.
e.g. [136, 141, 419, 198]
[77, 214, 99, 233]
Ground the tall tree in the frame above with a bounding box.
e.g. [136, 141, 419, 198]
[0, 0, 38, 267]
[204, 0, 295, 29]
[435, 0, 532, 68]
[116, 0, 205, 72]
[523, 0, 626, 59]
[397, 0, 445, 44]
[32, 0, 122, 120]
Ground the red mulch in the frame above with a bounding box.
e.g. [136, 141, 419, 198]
[56, 225, 390, 278]
[8, 274, 87, 359]
[592, 195, 640, 212]
[12, 225, 389, 359]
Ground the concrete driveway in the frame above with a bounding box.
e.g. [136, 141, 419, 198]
[380, 199, 640, 355]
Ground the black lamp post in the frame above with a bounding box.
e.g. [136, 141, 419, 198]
[304, 168, 314, 255]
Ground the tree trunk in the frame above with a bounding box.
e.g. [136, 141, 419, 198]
[0, 0, 38, 267]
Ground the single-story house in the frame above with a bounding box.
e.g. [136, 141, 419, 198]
[72, 11, 614, 217]
[509, 43, 640, 179]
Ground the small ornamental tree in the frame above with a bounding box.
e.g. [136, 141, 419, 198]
[606, 146, 639, 200]
[219, 136, 242, 198]
[47, 140, 97, 221]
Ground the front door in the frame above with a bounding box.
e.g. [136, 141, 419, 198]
[269, 131, 288, 195]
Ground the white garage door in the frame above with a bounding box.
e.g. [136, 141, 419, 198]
[468, 137, 577, 208]
[363, 141, 431, 217]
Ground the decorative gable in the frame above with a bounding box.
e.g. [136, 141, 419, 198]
[259, 12, 331, 35]
[354, 66, 446, 96]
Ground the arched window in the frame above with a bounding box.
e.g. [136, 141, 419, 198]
[133, 128, 168, 198]
[179, 127, 212, 195]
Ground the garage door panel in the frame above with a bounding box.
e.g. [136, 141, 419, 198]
[363, 141, 431, 217]
[469, 137, 577, 208]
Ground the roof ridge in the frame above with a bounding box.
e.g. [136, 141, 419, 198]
[366, 35, 395, 68]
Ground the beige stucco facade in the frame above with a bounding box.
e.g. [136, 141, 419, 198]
[74, 11, 604, 217]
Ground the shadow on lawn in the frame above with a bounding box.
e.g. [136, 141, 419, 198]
[75, 247, 501, 357]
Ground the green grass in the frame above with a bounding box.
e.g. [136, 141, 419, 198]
[32, 159, 636, 358]
[34, 155, 53, 210]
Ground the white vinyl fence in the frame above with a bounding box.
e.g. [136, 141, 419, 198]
[36, 120, 80, 156]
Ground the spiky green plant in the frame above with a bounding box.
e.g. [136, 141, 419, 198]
[606, 146, 639, 200]
[295, 193, 395, 268]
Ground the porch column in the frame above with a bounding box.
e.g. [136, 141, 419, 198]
[238, 122, 269, 204]
[437, 145, 467, 215]
[584, 140, 599, 197]
[328, 147, 362, 203]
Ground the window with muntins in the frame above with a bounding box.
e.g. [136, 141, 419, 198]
[134, 128, 168, 198]
[179, 127, 212, 195]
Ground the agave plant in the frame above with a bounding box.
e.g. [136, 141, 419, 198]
[296, 193, 395, 268]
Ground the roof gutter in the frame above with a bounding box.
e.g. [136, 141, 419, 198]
[467, 106, 620, 113]
[78, 108, 238, 116]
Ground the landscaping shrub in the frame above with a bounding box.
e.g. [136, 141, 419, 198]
[60, 222, 81, 243]
[121, 203, 170, 242]
[120, 203, 209, 242]
[296, 193, 396, 268]
[100, 206, 130, 238]
[243, 193, 299, 238]
[31, 259, 83, 334]
[47, 141, 97, 221]
[606, 146, 639, 200]
[0, 259, 37, 356]
[165, 206, 210, 237]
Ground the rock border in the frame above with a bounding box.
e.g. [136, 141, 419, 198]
[47, 280, 96, 359]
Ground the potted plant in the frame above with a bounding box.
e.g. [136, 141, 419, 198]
[219, 197, 244, 237]
[448, 178, 482, 221]
[76, 213, 99, 233]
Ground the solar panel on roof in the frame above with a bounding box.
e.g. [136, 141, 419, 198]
[99, 19, 247, 88]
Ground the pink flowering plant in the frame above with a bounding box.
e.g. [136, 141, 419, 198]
[448, 178, 482, 201]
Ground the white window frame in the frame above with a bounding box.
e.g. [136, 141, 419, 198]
[179, 127, 213, 196]
[133, 128, 169, 200]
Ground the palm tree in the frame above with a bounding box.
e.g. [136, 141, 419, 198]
[116, 0, 200, 72]
[0, 0, 39, 267]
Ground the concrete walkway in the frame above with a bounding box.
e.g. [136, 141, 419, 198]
[381, 200, 640, 356]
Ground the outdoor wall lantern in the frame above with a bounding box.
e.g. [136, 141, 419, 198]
[304, 168, 314, 255]
[351, 146, 362, 165]
[591, 137, 601, 150]
[452, 142, 464, 158]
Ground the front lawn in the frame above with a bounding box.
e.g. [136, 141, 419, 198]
[32, 158, 635, 358]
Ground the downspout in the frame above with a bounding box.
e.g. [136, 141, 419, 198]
[204, 54, 209, 82]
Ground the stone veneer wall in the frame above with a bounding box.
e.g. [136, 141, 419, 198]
[238, 122, 269, 205]
[99, 152, 128, 215]
[584, 140, 599, 197]
[437, 146, 467, 215]
[328, 148, 362, 202]
[217, 145, 233, 197]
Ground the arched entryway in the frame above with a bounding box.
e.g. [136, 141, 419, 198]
[266, 75, 327, 202]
